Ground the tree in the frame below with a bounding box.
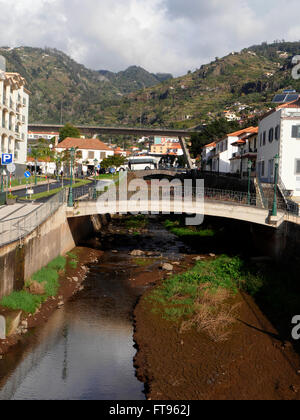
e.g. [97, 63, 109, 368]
[101, 155, 127, 170]
[190, 118, 240, 158]
[59, 123, 80, 143]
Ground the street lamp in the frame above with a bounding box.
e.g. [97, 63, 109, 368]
[247, 160, 252, 205]
[93, 158, 98, 200]
[272, 154, 280, 217]
[57, 156, 60, 182]
[68, 147, 76, 208]
[34, 158, 38, 186]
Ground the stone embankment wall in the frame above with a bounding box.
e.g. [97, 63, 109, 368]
[0, 206, 106, 298]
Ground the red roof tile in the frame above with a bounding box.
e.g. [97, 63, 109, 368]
[55, 137, 112, 151]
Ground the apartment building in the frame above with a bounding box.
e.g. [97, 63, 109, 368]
[257, 97, 300, 197]
[230, 131, 258, 177]
[0, 56, 29, 175]
[55, 137, 114, 167]
[211, 127, 258, 173]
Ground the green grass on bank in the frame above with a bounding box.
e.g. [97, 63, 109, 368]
[164, 219, 216, 238]
[125, 215, 148, 230]
[146, 255, 253, 320]
[0, 291, 46, 314]
[0, 256, 67, 314]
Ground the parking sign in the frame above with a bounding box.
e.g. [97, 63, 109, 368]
[1, 153, 13, 165]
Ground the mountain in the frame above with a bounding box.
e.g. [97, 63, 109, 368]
[98, 66, 172, 94]
[0, 46, 172, 124]
[2, 42, 300, 128]
[98, 41, 300, 129]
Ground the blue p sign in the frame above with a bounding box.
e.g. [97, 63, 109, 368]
[1, 154, 13, 165]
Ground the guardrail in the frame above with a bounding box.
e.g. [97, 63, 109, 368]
[0, 190, 66, 247]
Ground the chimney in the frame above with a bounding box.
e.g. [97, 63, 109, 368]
[0, 55, 6, 72]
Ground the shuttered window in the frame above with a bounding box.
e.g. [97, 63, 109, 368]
[292, 126, 300, 138]
[269, 128, 274, 143]
[275, 125, 280, 140]
[296, 160, 300, 174]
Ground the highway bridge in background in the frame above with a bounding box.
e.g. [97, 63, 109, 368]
[28, 124, 199, 169]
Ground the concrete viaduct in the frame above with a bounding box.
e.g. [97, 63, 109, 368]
[28, 123, 198, 169]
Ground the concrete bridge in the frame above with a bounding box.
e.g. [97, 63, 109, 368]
[67, 198, 286, 228]
[28, 123, 196, 169]
[0, 183, 300, 298]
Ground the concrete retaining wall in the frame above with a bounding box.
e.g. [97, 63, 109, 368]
[0, 205, 99, 299]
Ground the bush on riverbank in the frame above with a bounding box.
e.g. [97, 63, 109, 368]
[0, 256, 67, 314]
[164, 219, 216, 238]
[146, 255, 262, 341]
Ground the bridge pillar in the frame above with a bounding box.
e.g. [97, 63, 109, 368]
[251, 223, 287, 260]
[178, 136, 193, 169]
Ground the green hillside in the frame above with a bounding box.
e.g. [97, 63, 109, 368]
[0, 47, 171, 124]
[1, 42, 300, 128]
[100, 41, 300, 129]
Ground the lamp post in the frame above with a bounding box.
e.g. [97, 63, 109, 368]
[57, 156, 60, 183]
[93, 158, 98, 200]
[68, 147, 76, 208]
[272, 154, 280, 217]
[34, 158, 38, 186]
[247, 160, 252, 205]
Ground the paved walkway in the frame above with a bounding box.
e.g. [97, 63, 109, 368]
[0, 203, 43, 221]
[0, 203, 44, 246]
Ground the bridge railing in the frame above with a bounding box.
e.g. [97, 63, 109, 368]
[0, 190, 66, 247]
[73, 183, 296, 216]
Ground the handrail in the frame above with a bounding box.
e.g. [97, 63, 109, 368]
[0, 190, 66, 247]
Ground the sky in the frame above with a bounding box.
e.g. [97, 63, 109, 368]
[0, 0, 300, 76]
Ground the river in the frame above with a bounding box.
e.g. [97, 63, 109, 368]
[0, 218, 186, 400]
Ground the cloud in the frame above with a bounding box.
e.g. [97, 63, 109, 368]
[0, 0, 300, 75]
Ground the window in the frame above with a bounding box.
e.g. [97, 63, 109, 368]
[100, 152, 106, 160]
[296, 159, 300, 174]
[269, 159, 274, 177]
[261, 161, 265, 177]
[275, 125, 280, 140]
[292, 125, 300, 138]
[88, 151, 94, 159]
[263, 131, 266, 146]
[269, 128, 274, 143]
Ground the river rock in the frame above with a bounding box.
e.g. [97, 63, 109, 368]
[6, 311, 22, 337]
[162, 263, 174, 271]
[209, 253, 216, 258]
[0, 316, 5, 340]
[29, 281, 46, 296]
[193, 256, 205, 261]
[130, 250, 145, 257]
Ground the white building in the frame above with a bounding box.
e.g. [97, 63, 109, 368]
[229, 131, 258, 177]
[55, 137, 114, 170]
[0, 55, 29, 175]
[257, 98, 300, 197]
[211, 127, 258, 173]
[28, 131, 59, 144]
[201, 141, 216, 171]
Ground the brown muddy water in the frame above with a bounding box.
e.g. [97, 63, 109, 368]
[0, 218, 187, 400]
